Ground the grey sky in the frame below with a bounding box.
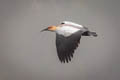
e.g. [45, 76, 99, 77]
[0, 0, 120, 80]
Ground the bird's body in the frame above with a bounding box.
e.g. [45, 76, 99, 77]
[41, 21, 97, 63]
[56, 26, 80, 37]
[56, 21, 87, 37]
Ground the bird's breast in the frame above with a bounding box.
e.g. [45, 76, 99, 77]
[56, 26, 80, 37]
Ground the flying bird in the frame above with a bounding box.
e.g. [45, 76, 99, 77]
[41, 21, 97, 63]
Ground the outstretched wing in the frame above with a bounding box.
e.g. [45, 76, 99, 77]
[56, 31, 82, 63]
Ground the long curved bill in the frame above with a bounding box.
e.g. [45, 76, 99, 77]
[40, 28, 48, 32]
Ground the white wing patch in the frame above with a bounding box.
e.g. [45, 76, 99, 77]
[62, 21, 84, 28]
[56, 26, 80, 37]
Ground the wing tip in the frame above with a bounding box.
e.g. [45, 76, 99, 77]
[59, 55, 73, 63]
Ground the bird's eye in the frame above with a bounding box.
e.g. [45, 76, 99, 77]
[61, 23, 65, 24]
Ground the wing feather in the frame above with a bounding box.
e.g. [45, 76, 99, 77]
[56, 31, 82, 63]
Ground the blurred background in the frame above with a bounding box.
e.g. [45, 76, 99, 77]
[0, 0, 120, 80]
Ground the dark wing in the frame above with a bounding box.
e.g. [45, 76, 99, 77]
[56, 31, 82, 63]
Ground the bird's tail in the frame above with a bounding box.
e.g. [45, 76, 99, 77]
[89, 32, 98, 37]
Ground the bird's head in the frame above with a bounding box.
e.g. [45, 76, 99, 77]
[41, 26, 58, 32]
